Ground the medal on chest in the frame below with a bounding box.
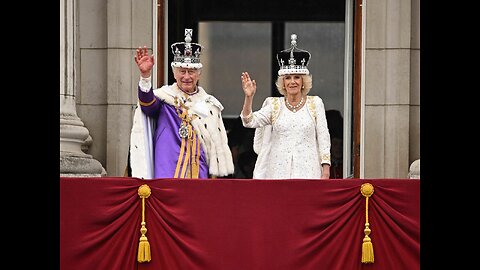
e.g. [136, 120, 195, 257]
[174, 96, 198, 138]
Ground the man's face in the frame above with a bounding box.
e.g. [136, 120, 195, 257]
[173, 67, 201, 93]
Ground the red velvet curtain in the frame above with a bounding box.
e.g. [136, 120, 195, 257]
[60, 178, 419, 270]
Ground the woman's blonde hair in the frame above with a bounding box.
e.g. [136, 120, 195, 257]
[275, 74, 312, 96]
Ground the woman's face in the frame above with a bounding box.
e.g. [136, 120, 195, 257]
[283, 75, 303, 95]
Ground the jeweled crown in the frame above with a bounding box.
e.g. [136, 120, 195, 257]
[276, 34, 311, 76]
[170, 28, 203, 69]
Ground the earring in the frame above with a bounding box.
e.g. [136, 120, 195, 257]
[302, 85, 305, 89]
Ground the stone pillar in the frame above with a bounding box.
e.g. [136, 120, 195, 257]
[60, 0, 105, 177]
[363, 0, 416, 178]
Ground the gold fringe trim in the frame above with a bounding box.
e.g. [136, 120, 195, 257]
[137, 184, 152, 263]
[360, 183, 374, 264]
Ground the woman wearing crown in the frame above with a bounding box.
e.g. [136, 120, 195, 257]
[128, 29, 234, 179]
[240, 34, 331, 179]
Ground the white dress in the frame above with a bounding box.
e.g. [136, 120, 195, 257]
[267, 105, 321, 178]
[241, 96, 331, 179]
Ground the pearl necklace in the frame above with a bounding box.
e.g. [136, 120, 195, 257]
[285, 96, 304, 112]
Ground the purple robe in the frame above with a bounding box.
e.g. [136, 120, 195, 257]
[138, 87, 209, 178]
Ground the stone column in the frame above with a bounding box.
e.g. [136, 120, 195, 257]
[363, 0, 417, 178]
[60, 0, 105, 177]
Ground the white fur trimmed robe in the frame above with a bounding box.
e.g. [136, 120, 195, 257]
[129, 83, 234, 179]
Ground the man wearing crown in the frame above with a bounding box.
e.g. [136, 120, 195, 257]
[129, 29, 234, 179]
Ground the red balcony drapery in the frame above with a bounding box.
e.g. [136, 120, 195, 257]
[60, 177, 419, 270]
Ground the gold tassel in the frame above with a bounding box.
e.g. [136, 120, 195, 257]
[137, 184, 152, 263]
[360, 183, 374, 264]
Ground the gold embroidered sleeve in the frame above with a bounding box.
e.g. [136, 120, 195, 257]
[321, 153, 331, 165]
[139, 97, 156, 106]
[243, 112, 253, 123]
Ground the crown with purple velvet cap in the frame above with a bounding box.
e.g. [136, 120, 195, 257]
[170, 28, 204, 69]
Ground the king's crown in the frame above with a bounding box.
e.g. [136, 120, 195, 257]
[170, 28, 204, 69]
